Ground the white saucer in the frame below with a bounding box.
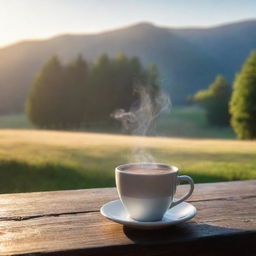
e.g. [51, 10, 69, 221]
[100, 200, 197, 229]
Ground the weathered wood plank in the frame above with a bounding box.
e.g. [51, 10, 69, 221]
[0, 199, 255, 256]
[0, 180, 255, 256]
[0, 180, 255, 219]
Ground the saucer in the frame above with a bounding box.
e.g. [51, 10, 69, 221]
[100, 200, 197, 229]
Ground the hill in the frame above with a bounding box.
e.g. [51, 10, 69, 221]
[0, 129, 255, 193]
[0, 20, 256, 113]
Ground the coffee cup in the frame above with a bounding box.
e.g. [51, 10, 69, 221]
[115, 163, 194, 222]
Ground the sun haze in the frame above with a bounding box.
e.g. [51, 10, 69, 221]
[0, 0, 256, 47]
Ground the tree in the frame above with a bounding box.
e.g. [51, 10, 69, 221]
[88, 53, 155, 125]
[87, 54, 114, 124]
[230, 51, 256, 139]
[145, 63, 161, 104]
[26, 55, 64, 128]
[194, 75, 231, 126]
[26, 53, 161, 128]
[63, 55, 88, 127]
[26, 55, 89, 128]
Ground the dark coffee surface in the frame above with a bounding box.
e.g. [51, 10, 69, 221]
[120, 165, 173, 175]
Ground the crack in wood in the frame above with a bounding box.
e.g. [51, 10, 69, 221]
[0, 210, 98, 222]
[189, 194, 256, 203]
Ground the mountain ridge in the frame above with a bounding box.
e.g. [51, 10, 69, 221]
[2, 18, 256, 49]
[1, 19, 256, 113]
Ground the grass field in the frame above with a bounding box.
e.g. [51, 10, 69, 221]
[0, 129, 255, 194]
[0, 107, 235, 138]
[0, 114, 33, 129]
[155, 107, 235, 138]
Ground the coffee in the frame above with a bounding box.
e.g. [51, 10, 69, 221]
[124, 167, 171, 175]
[119, 164, 172, 175]
[115, 163, 194, 221]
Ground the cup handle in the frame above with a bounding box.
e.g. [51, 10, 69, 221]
[171, 175, 194, 208]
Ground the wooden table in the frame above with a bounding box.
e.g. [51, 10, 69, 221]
[0, 180, 255, 256]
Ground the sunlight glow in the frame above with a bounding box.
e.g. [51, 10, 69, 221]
[0, 0, 256, 48]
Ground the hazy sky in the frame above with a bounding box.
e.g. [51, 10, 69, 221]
[0, 0, 256, 47]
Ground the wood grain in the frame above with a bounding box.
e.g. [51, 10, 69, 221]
[0, 180, 255, 256]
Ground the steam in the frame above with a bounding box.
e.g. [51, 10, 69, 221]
[111, 86, 171, 163]
[112, 87, 170, 136]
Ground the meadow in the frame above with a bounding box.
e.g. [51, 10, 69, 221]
[155, 107, 235, 138]
[0, 107, 254, 194]
[0, 128, 255, 194]
[0, 107, 235, 138]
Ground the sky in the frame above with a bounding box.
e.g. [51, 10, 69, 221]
[0, 0, 256, 48]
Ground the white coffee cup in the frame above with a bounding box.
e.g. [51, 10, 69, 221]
[115, 163, 194, 222]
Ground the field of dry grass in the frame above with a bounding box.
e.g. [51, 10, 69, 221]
[0, 129, 255, 193]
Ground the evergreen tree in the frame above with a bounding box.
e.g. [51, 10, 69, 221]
[194, 75, 231, 126]
[145, 63, 161, 101]
[230, 51, 256, 139]
[88, 53, 149, 124]
[63, 55, 88, 127]
[114, 54, 142, 111]
[26, 55, 89, 128]
[88, 54, 113, 124]
[26, 55, 64, 128]
[26, 53, 161, 128]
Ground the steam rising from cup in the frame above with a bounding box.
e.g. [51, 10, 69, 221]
[112, 86, 170, 135]
[111, 86, 171, 163]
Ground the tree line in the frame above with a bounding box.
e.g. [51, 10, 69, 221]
[26, 50, 256, 139]
[192, 50, 256, 139]
[26, 54, 160, 129]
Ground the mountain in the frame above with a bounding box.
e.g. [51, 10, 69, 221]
[0, 20, 256, 114]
